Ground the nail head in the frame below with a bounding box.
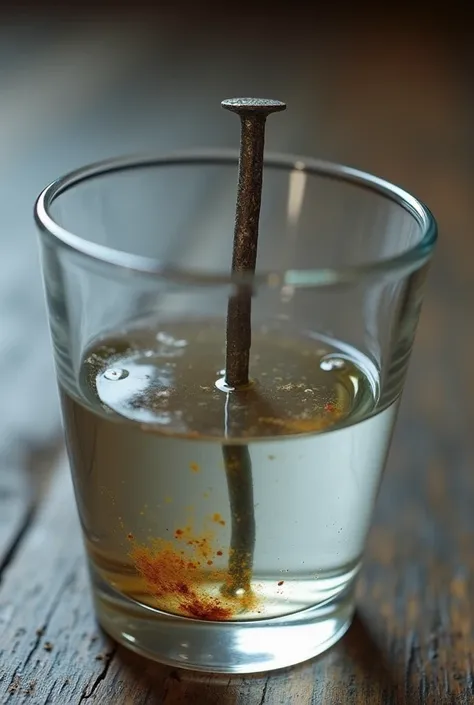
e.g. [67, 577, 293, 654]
[222, 97, 286, 116]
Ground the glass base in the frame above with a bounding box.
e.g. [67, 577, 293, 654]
[92, 571, 355, 674]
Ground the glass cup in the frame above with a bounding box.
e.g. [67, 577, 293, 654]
[35, 151, 437, 673]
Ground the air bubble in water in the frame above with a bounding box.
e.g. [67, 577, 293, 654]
[156, 331, 188, 347]
[103, 368, 129, 381]
[320, 356, 346, 372]
[215, 377, 234, 393]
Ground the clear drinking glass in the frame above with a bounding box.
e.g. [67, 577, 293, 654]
[35, 150, 437, 673]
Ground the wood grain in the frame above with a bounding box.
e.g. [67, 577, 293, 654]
[0, 459, 114, 704]
[0, 12, 473, 705]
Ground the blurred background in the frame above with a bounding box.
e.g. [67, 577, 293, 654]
[0, 4, 472, 495]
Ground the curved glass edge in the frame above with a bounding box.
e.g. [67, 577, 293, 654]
[34, 148, 438, 288]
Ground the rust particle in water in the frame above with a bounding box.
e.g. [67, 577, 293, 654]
[131, 541, 233, 621]
[190, 462, 200, 473]
[278, 580, 284, 586]
[185, 602, 232, 620]
[258, 412, 342, 434]
[130, 523, 260, 620]
[212, 512, 226, 526]
[127, 533, 134, 540]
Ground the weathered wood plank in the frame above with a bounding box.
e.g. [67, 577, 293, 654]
[0, 458, 113, 704]
[0, 470, 33, 577]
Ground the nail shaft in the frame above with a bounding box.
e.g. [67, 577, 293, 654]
[221, 98, 286, 599]
[223, 98, 286, 388]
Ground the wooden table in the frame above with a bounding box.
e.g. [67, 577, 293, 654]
[1, 13, 473, 704]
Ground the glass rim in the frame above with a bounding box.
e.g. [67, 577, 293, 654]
[34, 148, 438, 288]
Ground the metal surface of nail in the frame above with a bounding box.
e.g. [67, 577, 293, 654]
[222, 97, 287, 388]
[221, 98, 286, 598]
